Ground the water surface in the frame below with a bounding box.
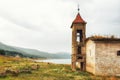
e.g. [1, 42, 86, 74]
[35, 59, 71, 64]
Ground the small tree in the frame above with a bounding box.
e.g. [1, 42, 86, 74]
[0, 50, 5, 55]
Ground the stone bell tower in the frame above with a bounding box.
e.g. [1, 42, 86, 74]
[71, 9, 86, 71]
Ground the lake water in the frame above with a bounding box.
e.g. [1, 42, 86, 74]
[35, 59, 71, 64]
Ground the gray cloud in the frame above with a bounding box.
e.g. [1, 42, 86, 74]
[0, 0, 120, 53]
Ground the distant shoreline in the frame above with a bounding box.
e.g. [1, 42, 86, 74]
[34, 59, 71, 64]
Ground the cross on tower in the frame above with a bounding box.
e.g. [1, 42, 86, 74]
[78, 4, 80, 12]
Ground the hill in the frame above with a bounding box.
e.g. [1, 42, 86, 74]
[0, 42, 70, 59]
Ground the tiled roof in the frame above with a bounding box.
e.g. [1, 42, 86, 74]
[73, 13, 86, 24]
[71, 13, 86, 28]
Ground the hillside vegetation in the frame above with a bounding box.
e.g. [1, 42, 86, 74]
[0, 56, 120, 80]
[0, 42, 70, 59]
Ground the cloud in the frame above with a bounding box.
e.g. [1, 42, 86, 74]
[0, 0, 119, 53]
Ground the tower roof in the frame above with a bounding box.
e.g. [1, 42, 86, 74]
[71, 13, 86, 28]
[73, 13, 86, 24]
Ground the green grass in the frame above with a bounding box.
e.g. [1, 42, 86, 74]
[0, 56, 119, 80]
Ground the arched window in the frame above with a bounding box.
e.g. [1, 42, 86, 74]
[76, 30, 82, 42]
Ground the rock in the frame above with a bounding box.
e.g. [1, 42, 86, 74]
[31, 64, 40, 70]
[20, 69, 32, 74]
[11, 70, 19, 76]
[5, 69, 19, 76]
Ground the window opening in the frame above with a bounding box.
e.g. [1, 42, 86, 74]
[76, 30, 82, 42]
[117, 51, 120, 56]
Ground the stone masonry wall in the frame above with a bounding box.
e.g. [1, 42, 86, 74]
[86, 40, 96, 74]
[95, 42, 120, 76]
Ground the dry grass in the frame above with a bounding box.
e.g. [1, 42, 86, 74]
[0, 56, 120, 80]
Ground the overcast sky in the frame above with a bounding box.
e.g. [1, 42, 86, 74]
[0, 0, 120, 53]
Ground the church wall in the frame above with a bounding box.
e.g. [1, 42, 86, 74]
[86, 40, 96, 74]
[95, 42, 120, 76]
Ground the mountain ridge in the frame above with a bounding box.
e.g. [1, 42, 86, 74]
[0, 42, 70, 59]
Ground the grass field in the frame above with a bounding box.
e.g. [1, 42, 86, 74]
[0, 56, 120, 80]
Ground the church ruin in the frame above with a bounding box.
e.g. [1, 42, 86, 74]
[70, 9, 120, 76]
